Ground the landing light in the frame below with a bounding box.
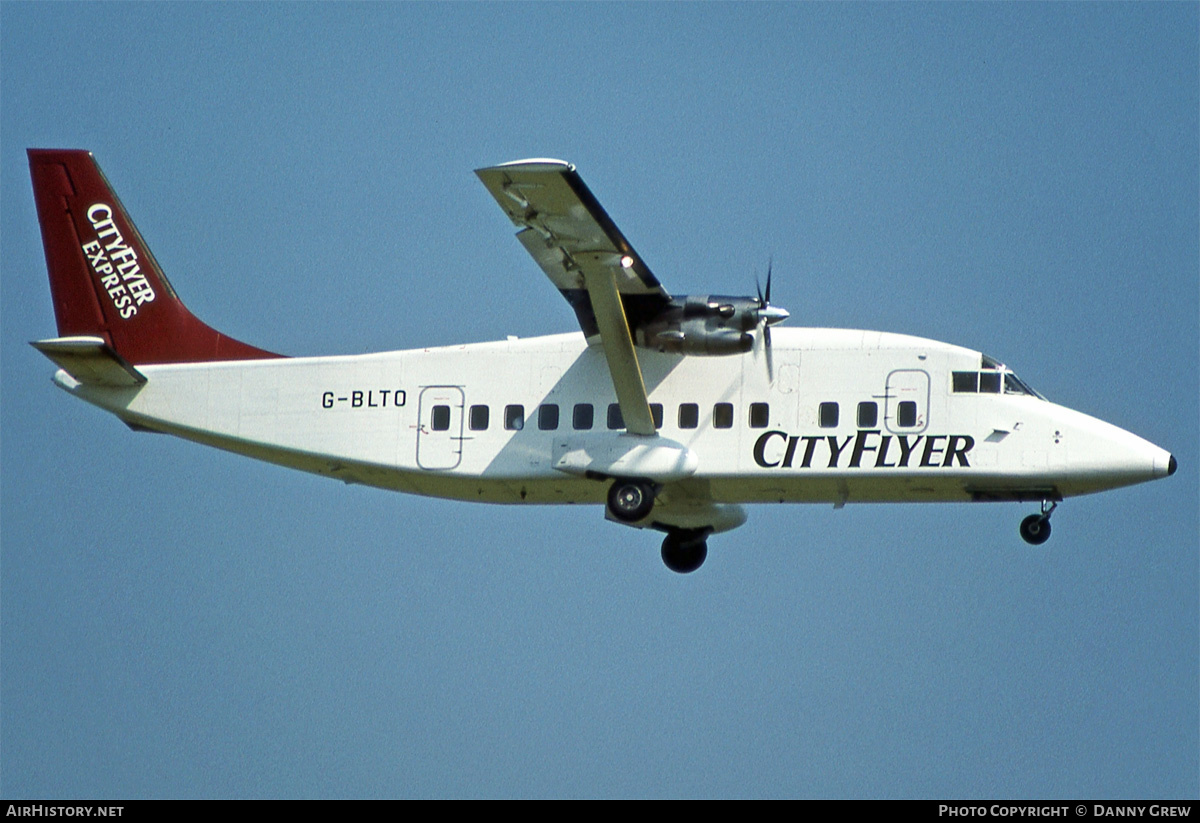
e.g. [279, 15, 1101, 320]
[620, 255, 634, 269]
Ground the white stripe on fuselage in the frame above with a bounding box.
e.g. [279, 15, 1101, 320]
[54, 327, 1170, 507]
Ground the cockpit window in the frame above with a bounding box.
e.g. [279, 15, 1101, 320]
[958, 355, 1045, 400]
[1004, 372, 1038, 397]
[955, 355, 1041, 400]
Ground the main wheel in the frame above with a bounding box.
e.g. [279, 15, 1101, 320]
[1019, 514, 1051, 545]
[607, 480, 655, 522]
[661, 531, 708, 573]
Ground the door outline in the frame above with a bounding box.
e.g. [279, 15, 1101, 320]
[884, 369, 930, 434]
[416, 386, 465, 470]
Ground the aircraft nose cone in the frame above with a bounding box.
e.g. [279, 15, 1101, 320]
[1152, 449, 1177, 479]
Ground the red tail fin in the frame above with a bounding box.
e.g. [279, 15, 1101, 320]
[29, 149, 280, 365]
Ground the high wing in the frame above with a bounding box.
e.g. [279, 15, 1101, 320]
[477, 159, 669, 436]
[475, 159, 671, 336]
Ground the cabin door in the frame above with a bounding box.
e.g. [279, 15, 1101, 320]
[417, 386, 465, 470]
[884, 369, 930, 434]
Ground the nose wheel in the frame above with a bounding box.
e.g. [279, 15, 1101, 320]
[1019, 501, 1057, 545]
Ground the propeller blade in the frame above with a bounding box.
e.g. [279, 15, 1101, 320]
[754, 258, 780, 382]
[764, 324, 774, 382]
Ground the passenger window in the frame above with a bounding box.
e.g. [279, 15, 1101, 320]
[607, 403, 624, 430]
[431, 405, 451, 431]
[573, 403, 594, 430]
[857, 401, 877, 427]
[468, 404, 489, 431]
[980, 372, 1001, 393]
[713, 403, 733, 429]
[538, 404, 559, 430]
[504, 404, 524, 431]
[650, 403, 663, 429]
[749, 402, 769, 428]
[897, 401, 917, 427]
[819, 402, 839, 428]
[953, 372, 978, 393]
[678, 403, 699, 429]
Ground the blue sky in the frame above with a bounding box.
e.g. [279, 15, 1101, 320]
[2, 3, 1196, 799]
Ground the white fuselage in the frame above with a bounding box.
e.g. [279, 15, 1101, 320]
[53, 326, 1172, 526]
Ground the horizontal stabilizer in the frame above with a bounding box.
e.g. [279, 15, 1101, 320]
[32, 336, 146, 387]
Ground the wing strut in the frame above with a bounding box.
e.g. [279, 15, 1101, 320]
[580, 259, 656, 436]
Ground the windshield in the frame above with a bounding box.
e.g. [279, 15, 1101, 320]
[1003, 371, 1041, 398]
[982, 354, 1045, 400]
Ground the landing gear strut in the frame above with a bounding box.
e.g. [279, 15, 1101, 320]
[661, 529, 708, 573]
[607, 479, 656, 523]
[1019, 500, 1057, 545]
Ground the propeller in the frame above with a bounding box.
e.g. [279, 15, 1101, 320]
[754, 260, 789, 381]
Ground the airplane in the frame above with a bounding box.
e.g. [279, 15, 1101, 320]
[27, 149, 1176, 573]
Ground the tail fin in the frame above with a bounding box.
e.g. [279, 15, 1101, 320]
[28, 149, 280, 365]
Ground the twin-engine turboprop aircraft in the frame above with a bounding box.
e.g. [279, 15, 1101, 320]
[29, 150, 1175, 572]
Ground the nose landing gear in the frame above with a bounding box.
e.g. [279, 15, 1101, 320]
[1019, 500, 1057, 545]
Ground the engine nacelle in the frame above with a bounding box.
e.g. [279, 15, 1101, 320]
[635, 294, 759, 355]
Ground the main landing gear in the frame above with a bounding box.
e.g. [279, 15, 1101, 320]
[661, 529, 709, 574]
[605, 479, 711, 573]
[606, 479, 656, 523]
[1019, 500, 1057, 545]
